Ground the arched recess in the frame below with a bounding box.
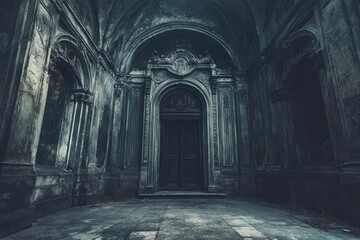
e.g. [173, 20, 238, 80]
[272, 30, 335, 167]
[120, 22, 242, 73]
[36, 38, 93, 170]
[113, 28, 247, 196]
[140, 80, 215, 194]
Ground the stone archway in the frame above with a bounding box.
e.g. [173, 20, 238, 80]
[139, 79, 216, 195]
[115, 30, 249, 196]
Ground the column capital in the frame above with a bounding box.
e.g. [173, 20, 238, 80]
[70, 90, 93, 106]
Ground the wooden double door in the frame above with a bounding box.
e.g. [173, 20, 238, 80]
[160, 119, 203, 191]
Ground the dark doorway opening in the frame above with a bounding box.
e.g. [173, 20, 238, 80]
[36, 66, 72, 166]
[159, 88, 204, 191]
[290, 58, 334, 165]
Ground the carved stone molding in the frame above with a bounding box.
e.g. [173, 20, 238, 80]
[52, 41, 83, 80]
[149, 49, 215, 76]
[210, 79, 218, 95]
[161, 89, 201, 113]
[212, 94, 219, 164]
[114, 82, 126, 98]
[48, 53, 60, 73]
[70, 90, 93, 106]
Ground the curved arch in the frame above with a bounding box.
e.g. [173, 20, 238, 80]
[275, 28, 320, 69]
[143, 79, 216, 192]
[120, 22, 242, 73]
[287, 27, 320, 48]
[51, 34, 91, 91]
[273, 28, 321, 89]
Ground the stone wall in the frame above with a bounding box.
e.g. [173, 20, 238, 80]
[248, 0, 360, 223]
[1, 0, 360, 238]
[0, 0, 116, 237]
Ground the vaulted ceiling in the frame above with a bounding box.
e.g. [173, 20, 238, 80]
[67, 0, 272, 70]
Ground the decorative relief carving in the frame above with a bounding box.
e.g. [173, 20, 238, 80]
[150, 49, 214, 76]
[212, 94, 219, 164]
[161, 90, 201, 113]
[142, 77, 152, 164]
[49, 54, 60, 73]
[52, 42, 83, 79]
[114, 82, 126, 98]
[144, 77, 151, 95]
[188, 71, 211, 90]
[210, 79, 218, 94]
[153, 71, 170, 84]
[70, 90, 93, 106]
[36, 13, 48, 34]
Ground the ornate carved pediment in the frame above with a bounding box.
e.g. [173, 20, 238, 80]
[149, 49, 214, 76]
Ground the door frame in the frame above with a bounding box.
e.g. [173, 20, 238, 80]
[159, 112, 204, 191]
[139, 80, 218, 194]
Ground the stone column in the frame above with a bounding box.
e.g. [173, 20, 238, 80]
[58, 90, 92, 170]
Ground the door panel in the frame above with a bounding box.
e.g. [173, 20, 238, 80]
[161, 120, 181, 188]
[160, 119, 202, 190]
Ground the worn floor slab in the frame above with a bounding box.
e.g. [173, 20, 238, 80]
[3, 199, 359, 240]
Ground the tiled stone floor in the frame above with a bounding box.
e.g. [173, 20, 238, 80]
[4, 199, 359, 240]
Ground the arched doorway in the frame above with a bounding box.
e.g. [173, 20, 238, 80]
[289, 58, 334, 165]
[159, 88, 204, 191]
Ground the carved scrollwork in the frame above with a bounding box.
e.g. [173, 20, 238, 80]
[161, 89, 201, 113]
[150, 49, 214, 76]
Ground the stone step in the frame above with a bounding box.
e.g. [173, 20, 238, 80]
[139, 191, 226, 199]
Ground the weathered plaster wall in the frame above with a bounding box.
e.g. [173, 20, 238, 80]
[248, 0, 360, 223]
[0, 0, 116, 237]
[1, 0, 360, 238]
[0, 0, 47, 236]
